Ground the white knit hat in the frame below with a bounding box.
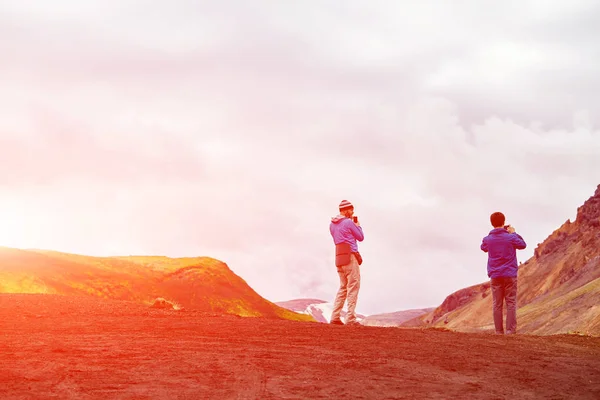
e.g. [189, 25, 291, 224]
[339, 199, 354, 211]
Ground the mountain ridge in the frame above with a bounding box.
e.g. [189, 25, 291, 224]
[0, 247, 313, 322]
[275, 298, 433, 326]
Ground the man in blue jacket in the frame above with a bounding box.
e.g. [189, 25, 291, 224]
[481, 212, 527, 334]
[329, 199, 364, 326]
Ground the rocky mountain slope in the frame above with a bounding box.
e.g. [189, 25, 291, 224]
[0, 248, 313, 322]
[402, 184, 600, 335]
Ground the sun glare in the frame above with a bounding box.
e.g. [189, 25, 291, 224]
[0, 204, 33, 249]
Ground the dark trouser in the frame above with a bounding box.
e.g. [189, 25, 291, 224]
[491, 277, 518, 334]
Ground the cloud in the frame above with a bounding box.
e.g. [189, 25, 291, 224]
[0, 1, 599, 314]
[0, 106, 206, 186]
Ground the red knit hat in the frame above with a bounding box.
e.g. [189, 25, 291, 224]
[339, 199, 354, 211]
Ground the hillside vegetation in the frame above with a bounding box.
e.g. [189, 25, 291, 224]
[0, 248, 313, 322]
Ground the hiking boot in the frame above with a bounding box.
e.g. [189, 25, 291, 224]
[346, 320, 362, 327]
[330, 319, 344, 325]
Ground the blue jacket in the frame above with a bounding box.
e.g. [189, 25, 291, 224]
[330, 215, 364, 253]
[481, 228, 527, 278]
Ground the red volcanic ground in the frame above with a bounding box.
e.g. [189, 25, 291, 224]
[1, 294, 599, 399]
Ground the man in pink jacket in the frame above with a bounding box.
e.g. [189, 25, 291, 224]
[329, 199, 364, 326]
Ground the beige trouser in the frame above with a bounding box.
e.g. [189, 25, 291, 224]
[330, 253, 361, 323]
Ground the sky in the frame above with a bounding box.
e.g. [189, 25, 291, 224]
[1, 0, 599, 315]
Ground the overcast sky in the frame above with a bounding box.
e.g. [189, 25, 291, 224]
[1, 1, 599, 314]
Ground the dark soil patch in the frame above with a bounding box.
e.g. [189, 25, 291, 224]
[1, 294, 599, 399]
